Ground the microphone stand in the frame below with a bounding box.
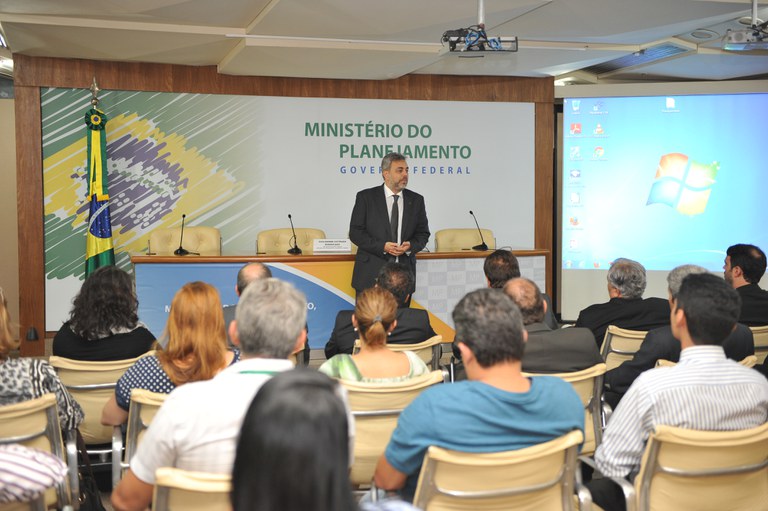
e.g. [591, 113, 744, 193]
[287, 214, 302, 255]
[469, 210, 489, 251]
[173, 214, 198, 255]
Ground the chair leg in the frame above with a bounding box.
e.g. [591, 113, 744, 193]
[112, 425, 124, 489]
[65, 430, 80, 510]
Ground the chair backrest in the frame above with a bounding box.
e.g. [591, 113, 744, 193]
[152, 467, 231, 511]
[634, 423, 768, 511]
[749, 325, 768, 364]
[256, 228, 326, 255]
[434, 228, 495, 252]
[148, 226, 221, 256]
[122, 389, 168, 473]
[0, 394, 72, 509]
[353, 335, 444, 370]
[340, 370, 445, 486]
[524, 363, 606, 456]
[412, 429, 584, 511]
[600, 325, 647, 371]
[49, 353, 151, 444]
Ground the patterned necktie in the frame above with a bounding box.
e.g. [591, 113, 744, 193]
[390, 195, 399, 243]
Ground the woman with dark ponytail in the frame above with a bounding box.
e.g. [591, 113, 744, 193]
[319, 287, 428, 382]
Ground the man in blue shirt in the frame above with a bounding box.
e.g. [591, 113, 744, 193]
[373, 288, 584, 501]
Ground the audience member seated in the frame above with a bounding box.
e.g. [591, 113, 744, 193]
[232, 369, 414, 511]
[223, 262, 272, 345]
[588, 273, 768, 511]
[0, 287, 83, 431]
[101, 281, 239, 426]
[0, 444, 68, 505]
[320, 287, 429, 382]
[504, 277, 602, 373]
[325, 263, 435, 358]
[483, 249, 558, 328]
[110, 278, 311, 511]
[604, 264, 755, 408]
[723, 243, 768, 325]
[52, 266, 156, 361]
[575, 258, 670, 346]
[373, 288, 584, 502]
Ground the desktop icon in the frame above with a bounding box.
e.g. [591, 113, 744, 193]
[594, 123, 604, 135]
[569, 192, 581, 205]
[646, 152, 720, 215]
[570, 169, 581, 178]
[571, 100, 581, 113]
[570, 146, 581, 159]
[665, 97, 676, 109]
[570, 123, 582, 135]
[569, 216, 580, 226]
[593, 146, 605, 159]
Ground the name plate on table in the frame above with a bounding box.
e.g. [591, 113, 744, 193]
[313, 239, 353, 253]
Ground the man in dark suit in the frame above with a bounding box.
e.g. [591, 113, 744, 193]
[324, 262, 436, 358]
[575, 257, 670, 346]
[349, 152, 430, 294]
[604, 264, 755, 408]
[724, 243, 768, 325]
[504, 277, 602, 373]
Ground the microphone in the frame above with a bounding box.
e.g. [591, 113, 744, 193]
[469, 210, 489, 251]
[174, 214, 190, 256]
[287, 214, 302, 255]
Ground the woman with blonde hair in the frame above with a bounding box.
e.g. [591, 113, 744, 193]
[101, 281, 238, 425]
[319, 287, 428, 382]
[0, 287, 83, 431]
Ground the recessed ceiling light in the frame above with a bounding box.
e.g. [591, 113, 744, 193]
[690, 29, 718, 40]
[738, 16, 765, 26]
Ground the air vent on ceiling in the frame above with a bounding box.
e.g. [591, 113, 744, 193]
[582, 42, 692, 76]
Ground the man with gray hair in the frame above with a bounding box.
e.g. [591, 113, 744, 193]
[112, 278, 308, 511]
[373, 288, 583, 502]
[575, 258, 670, 346]
[349, 152, 430, 294]
[603, 264, 754, 408]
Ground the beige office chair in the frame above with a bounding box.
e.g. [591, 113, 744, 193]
[115, 389, 167, 487]
[0, 394, 77, 510]
[601, 423, 768, 511]
[152, 467, 231, 511]
[411, 430, 590, 511]
[434, 228, 495, 252]
[340, 370, 445, 488]
[749, 325, 768, 364]
[256, 228, 326, 255]
[600, 326, 647, 371]
[148, 226, 221, 256]
[353, 335, 444, 370]
[524, 363, 606, 456]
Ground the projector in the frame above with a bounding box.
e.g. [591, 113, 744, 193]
[722, 28, 768, 51]
[441, 27, 518, 53]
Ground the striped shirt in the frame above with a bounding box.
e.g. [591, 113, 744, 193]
[596, 345, 768, 478]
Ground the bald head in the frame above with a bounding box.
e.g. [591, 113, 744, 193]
[236, 263, 273, 295]
[503, 277, 545, 325]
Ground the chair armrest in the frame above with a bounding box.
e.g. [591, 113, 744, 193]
[575, 482, 593, 511]
[578, 455, 636, 511]
[112, 425, 123, 489]
[64, 429, 79, 509]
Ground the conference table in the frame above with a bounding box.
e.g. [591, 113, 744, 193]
[131, 250, 549, 351]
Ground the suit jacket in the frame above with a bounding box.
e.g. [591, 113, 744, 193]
[575, 297, 671, 347]
[349, 184, 430, 292]
[605, 323, 755, 395]
[324, 307, 437, 359]
[737, 283, 768, 326]
[522, 323, 603, 374]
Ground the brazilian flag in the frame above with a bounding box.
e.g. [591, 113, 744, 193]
[84, 107, 115, 276]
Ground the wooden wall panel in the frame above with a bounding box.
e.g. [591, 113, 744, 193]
[15, 85, 45, 356]
[13, 54, 554, 350]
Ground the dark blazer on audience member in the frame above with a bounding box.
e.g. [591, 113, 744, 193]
[521, 323, 603, 374]
[605, 323, 755, 396]
[575, 297, 671, 347]
[349, 185, 430, 293]
[736, 283, 768, 326]
[324, 308, 437, 359]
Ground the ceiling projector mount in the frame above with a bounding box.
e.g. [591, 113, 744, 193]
[723, 0, 768, 50]
[441, 0, 518, 54]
